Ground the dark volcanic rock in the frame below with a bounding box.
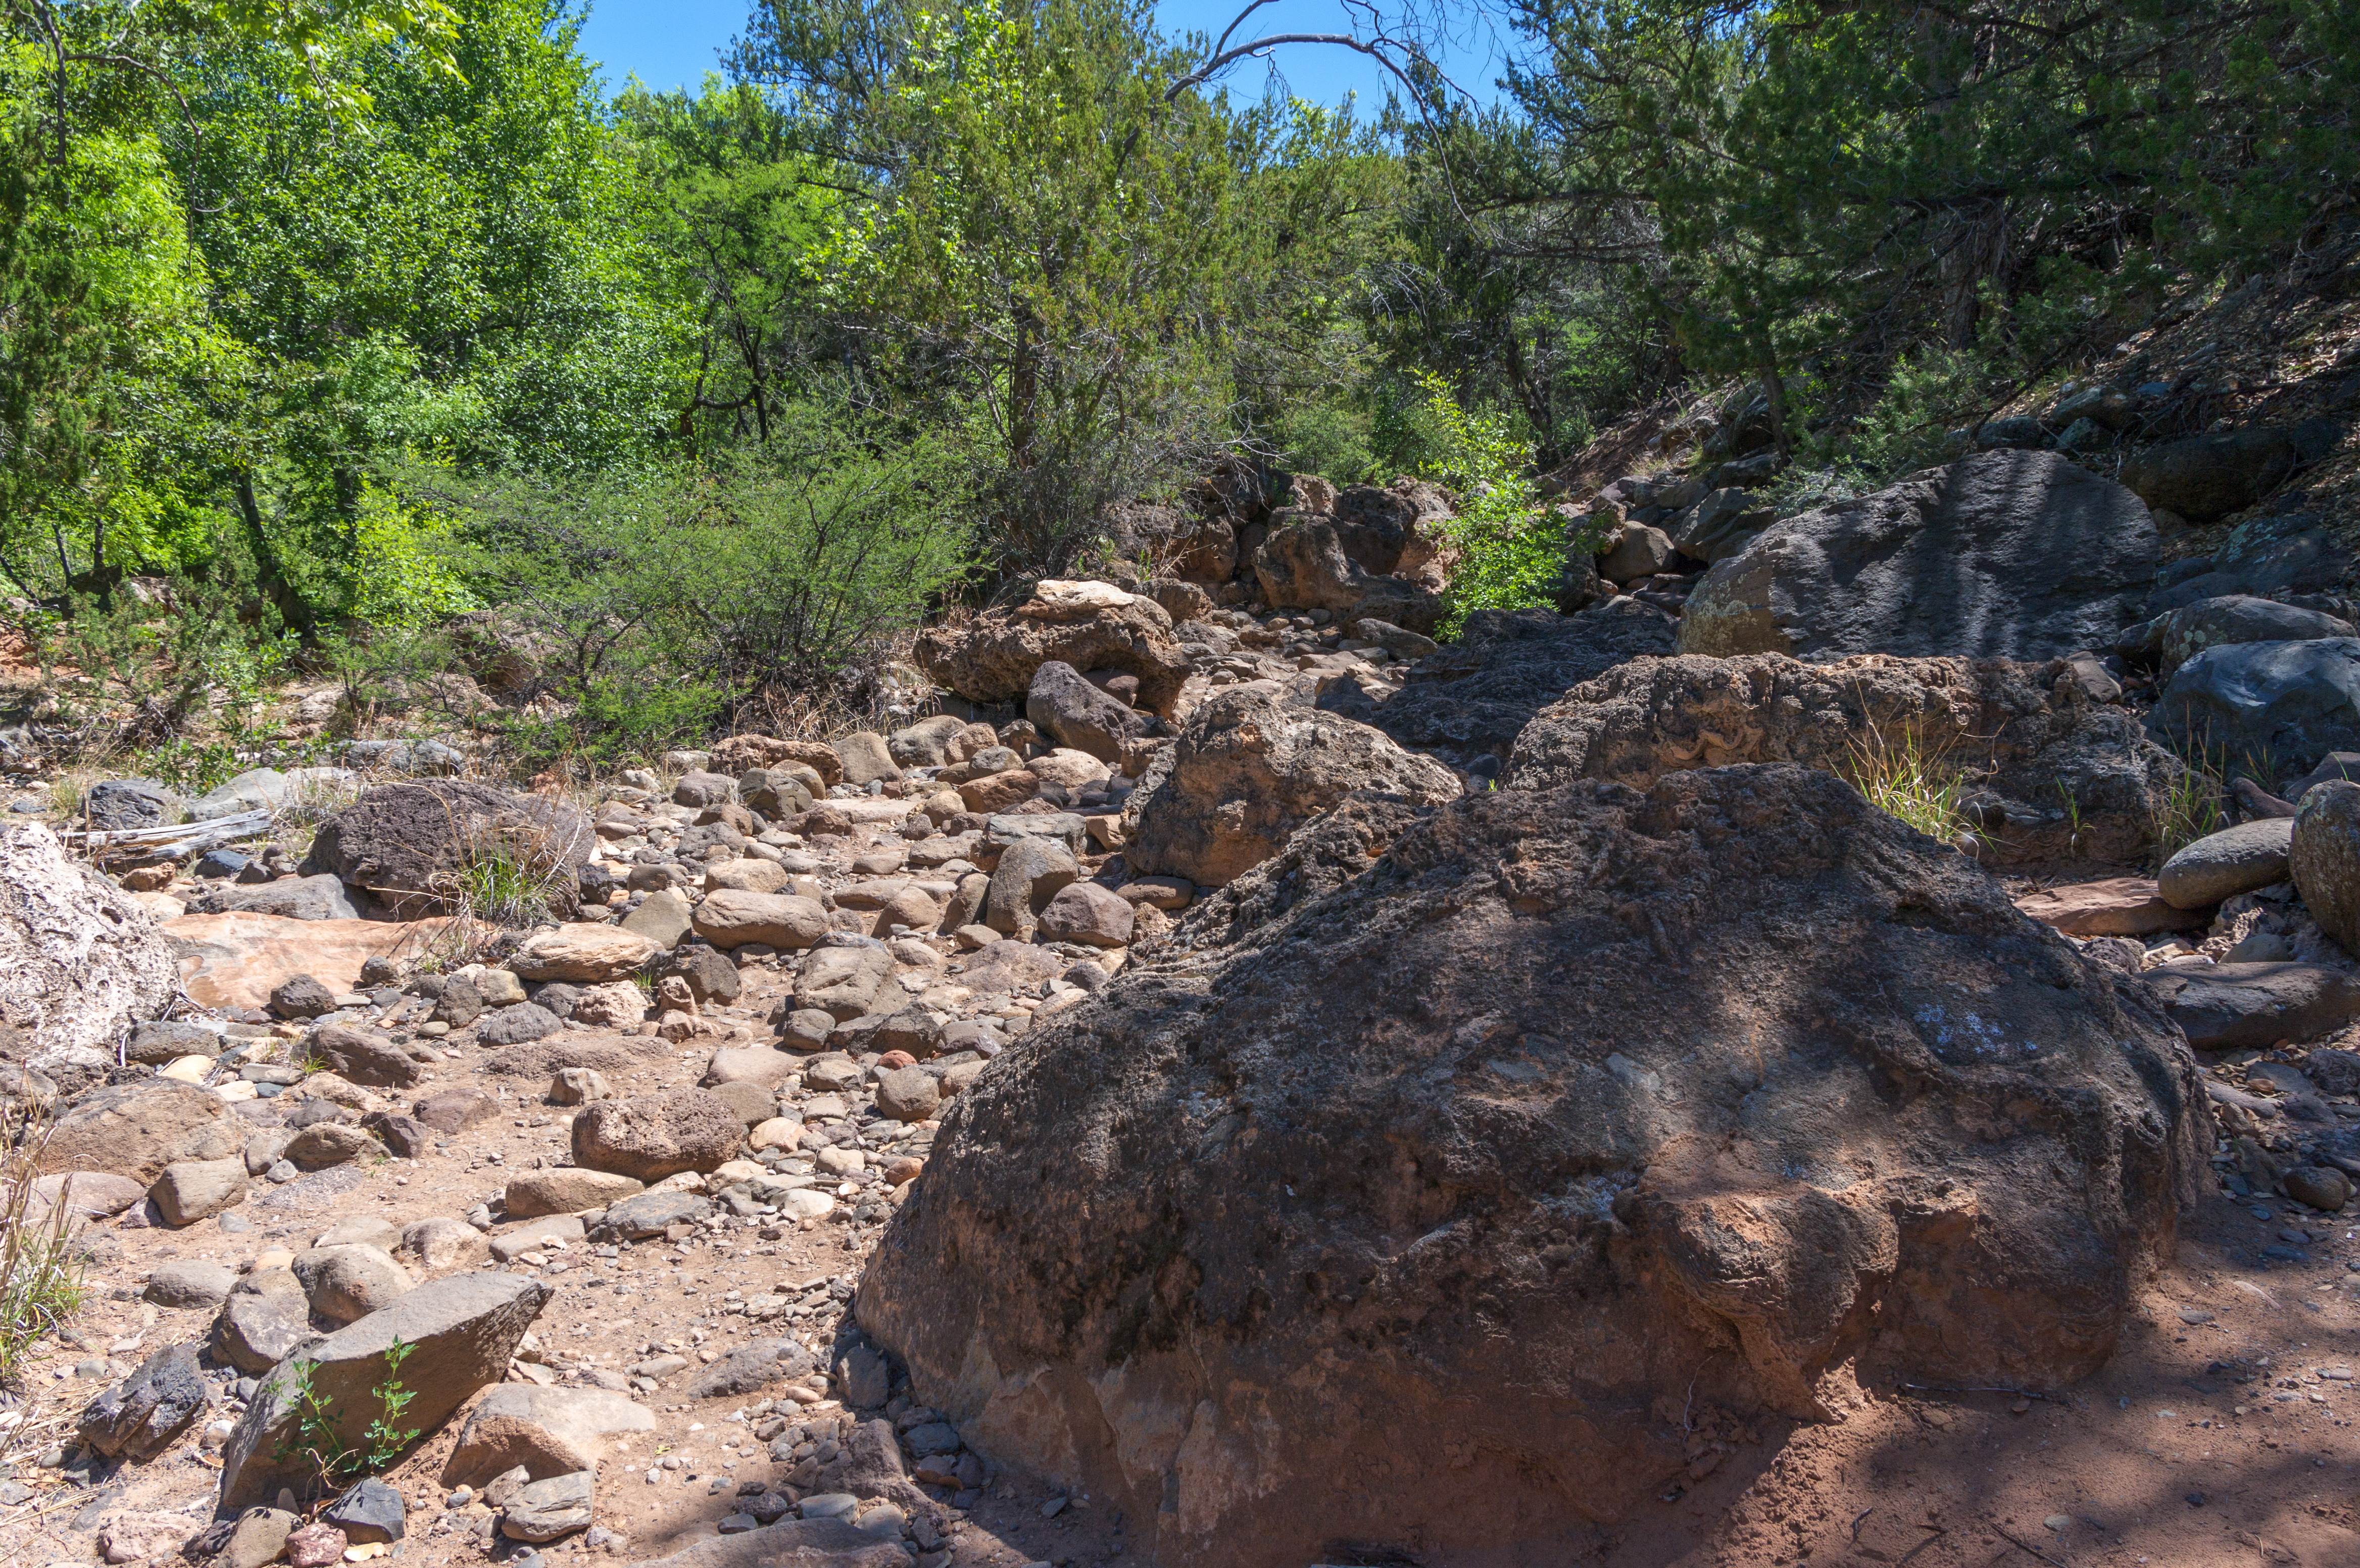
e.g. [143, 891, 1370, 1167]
[858, 765, 2204, 1566]
[1362, 600, 1677, 759]
[1678, 450, 2158, 662]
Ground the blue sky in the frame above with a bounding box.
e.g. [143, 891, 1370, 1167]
[571, 0, 1519, 109]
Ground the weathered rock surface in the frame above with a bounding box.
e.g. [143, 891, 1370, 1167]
[571, 1090, 742, 1180]
[1677, 451, 2158, 662]
[2147, 638, 2360, 779]
[220, 1271, 553, 1506]
[442, 1386, 655, 1488]
[693, 892, 827, 952]
[915, 581, 1192, 717]
[1025, 660, 1144, 763]
[860, 765, 2202, 1563]
[78, 1343, 209, 1461]
[624, 1520, 912, 1568]
[0, 822, 176, 1090]
[2141, 961, 2360, 1051]
[1251, 521, 1442, 632]
[508, 928, 659, 983]
[303, 781, 592, 917]
[1124, 688, 1460, 886]
[168, 914, 447, 1011]
[41, 1079, 239, 1187]
[1355, 602, 1678, 759]
[2012, 878, 2208, 938]
[1506, 652, 2188, 865]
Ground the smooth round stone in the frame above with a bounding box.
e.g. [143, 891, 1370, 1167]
[798, 1493, 858, 1521]
[2158, 817, 2293, 909]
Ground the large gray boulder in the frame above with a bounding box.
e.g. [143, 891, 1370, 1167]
[2145, 508, 2351, 615]
[859, 766, 2203, 1564]
[0, 822, 177, 1092]
[2293, 779, 2360, 957]
[1677, 450, 2158, 662]
[220, 1272, 553, 1507]
[1506, 652, 2190, 865]
[2158, 818, 2295, 909]
[40, 1079, 240, 1188]
[2147, 638, 2360, 779]
[1122, 687, 1460, 887]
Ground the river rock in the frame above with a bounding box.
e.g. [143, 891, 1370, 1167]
[2158, 818, 2295, 909]
[41, 1079, 239, 1187]
[859, 764, 2203, 1564]
[78, 1343, 210, 1461]
[2147, 638, 2360, 780]
[509, 928, 659, 983]
[693, 892, 827, 952]
[2292, 779, 2360, 956]
[303, 781, 593, 918]
[2125, 595, 2357, 677]
[571, 1091, 742, 1181]
[444, 1386, 656, 1488]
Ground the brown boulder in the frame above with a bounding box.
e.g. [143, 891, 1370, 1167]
[710, 734, 844, 787]
[571, 1090, 743, 1180]
[1123, 688, 1460, 886]
[915, 580, 1192, 717]
[168, 914, 449, 1010]
[1506, 652, 2191, 865]
[2013, 878, 2208, 938]
[1251, 520, 1443, 633]
[860, 765, 2203, 1565]
[40, 1079, 239, 1188]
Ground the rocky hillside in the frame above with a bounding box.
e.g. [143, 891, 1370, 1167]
[6, 323, 2360, 1568]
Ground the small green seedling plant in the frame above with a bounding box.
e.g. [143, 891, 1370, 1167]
[271, 1338, 420, 1492]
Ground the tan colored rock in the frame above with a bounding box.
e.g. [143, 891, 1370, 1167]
[709, 734, 843, 786]
[509, 927, 660, 983]
[169, 913, 449, 1010]
[1124, 687, 1460, 887]
[704, 859, 791, 895]
[569, 981, 650, 1030]
[443, 1385, 656, 1488]
[916, 581, 1192, 717]
[503, 1169, 645, 1217]
[571, 1091, 743, 1180]
[692, 891, 827, 951]
[152, 1157, 247, 1227]
[41, 1079, 239, 1187]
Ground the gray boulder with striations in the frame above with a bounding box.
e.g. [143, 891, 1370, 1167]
[2122, 595, 2355, 678]
[859, 765, 2203, 1566]
[1677, 450, 2158, 662]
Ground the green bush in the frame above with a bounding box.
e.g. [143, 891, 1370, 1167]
[1405, 373, 1607, 639]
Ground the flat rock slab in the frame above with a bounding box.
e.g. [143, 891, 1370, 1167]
[168, 915, 449, 1009]
[2014, 878, 2209, 937]
[444, 1386, 654, 1488]
[2144, 961, 2360, 1050]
